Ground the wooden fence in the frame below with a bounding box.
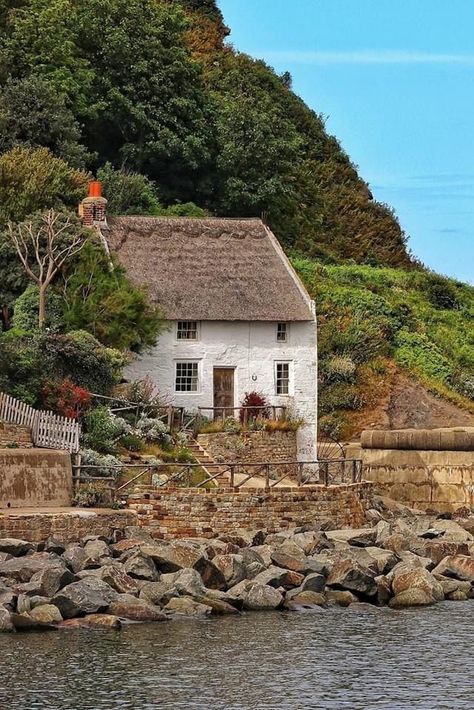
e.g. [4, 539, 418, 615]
[0, 392, 80, 453]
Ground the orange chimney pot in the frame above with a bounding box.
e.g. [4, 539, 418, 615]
[88, 180, 102, 198]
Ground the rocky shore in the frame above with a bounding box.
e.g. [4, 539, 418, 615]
[1, 499, 474, 632]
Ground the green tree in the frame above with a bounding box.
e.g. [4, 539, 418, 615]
[62, 240, 162, 352]
[0, 76, 90, 167]
[96, 163, 161, 215]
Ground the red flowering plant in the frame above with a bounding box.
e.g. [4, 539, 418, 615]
[42, 378, 92, 419]
[239, 391, 269, 423]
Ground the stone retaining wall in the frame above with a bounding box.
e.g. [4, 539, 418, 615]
[197, 430, 298, 470]
[0, 508, 138, 543]
[362, 448, 474, 512]
[0, 448, 73, 507]
[127, 483, 373, 539]
[0, 422, 33, 448]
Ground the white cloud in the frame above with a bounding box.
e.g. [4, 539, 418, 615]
[259, 50, 474, 65]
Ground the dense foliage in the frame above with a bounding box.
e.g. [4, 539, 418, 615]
[294, 259, 474, 435]
[0, 0, 410, 266]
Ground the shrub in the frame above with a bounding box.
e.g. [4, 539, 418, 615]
[136, 416, 172, 446]
[124, 376, 169, 417]
[0, 330, 43, 404]
[82, 407, 131, 453]
[323, 355, 356, 384]
[223, 416, 241, 433]
[395, 329, 453, 383]
[240, 391, 269, 422]
[318, 413, 349, 440]
[80, 448, 123, 478]
[72, 483, 112, 508]
[319, 383, 365, 416]
[425, 275, 460, 310]
[119, 433, 146, 452]
[12, 285, 64, 333]
[42, 378, 92, 419]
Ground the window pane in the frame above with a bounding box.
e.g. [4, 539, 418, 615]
[175, 362, 198, 391]
[177, 321, 198, 340]
[276, 362, 290, 395]
[277, 323, 287, 342]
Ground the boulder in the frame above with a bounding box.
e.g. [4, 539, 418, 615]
[284, 590, 326, 610]
[0, 552, 65, 582]
[168, 568, 206, 598]
[58, 614, 122, 630]
[390, 566, 444, 602]
[0, 590, 16, 610]
[0, 538, 35, 556]
[43, 538, 66, 556]
[396, 551, 433, 570]
[123, 552, 159, 581]
[17, 593, 31, 614]
[52, 578, 116, 618]
[250, 545, 274, 567]
[0, 606, 15, 632]
[433, 575, 471, 597]
[389, 589, 435, 608]
[83, 539, 112, 568]
[97, 565, 139, 595]
[243, 583, 283, 611]
[194, 558, 227, 590]
[0, 552, 12, 564]
[139, 581, 171, 606]
[140, 542, 205, 573]
[29, 604, 63, 624]
[325, 528, 376, 547]
[29, 596, 51, 609]
[29, 566, 76, 598]
[326, 590, 358, 607]
[252, 566, 304, 590]
[240, 548, 266, 580]
[364, 547, 399, 575]
[212, 554, 247, 588]
[327, 560, 377, 597]
[423, 541, 469, 566]
[193, 595, 239, 615]
[432, 555, 474, 582]
[432, 520, 474, 542]
[218, 529, 265, 548]
[299, 573, 326, 594]
[448, 590, 470, 601]
[270, 542, 308, 573]
[290, 531, 332, 555]
[62, 544, 89, 573]
[108, 595, 166, 622]
[375, 575, 392, 605]
[111, 539, 142, 557]
[164, 597, 212, 617]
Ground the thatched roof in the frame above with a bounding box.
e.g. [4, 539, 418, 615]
[105, 217, 315, 321]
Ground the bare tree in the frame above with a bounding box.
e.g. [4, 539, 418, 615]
[8, 209, 87, 328]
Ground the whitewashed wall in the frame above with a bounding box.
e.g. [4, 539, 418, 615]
[126, 320, 317, 461]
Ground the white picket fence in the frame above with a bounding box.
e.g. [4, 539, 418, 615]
[0, 392, 80, 453]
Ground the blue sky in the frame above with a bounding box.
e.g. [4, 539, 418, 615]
[217, 0, 474, 284]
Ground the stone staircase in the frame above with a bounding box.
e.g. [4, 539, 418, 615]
[186, 438, 231, 486]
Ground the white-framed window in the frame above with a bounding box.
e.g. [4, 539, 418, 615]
[276, 322, 288, 342]
[275, 361, 290, 395]
[177, 321, 199, 340]
[175, 361, 199, 392]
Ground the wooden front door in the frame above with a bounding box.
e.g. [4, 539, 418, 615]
[213, 368, 235, 419]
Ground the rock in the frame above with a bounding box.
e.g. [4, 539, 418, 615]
[253, 565, 304, 590]
[433, 575, 471, 597]
[391, 566, 444, 602]
[43, 538, 66, 556]
[29, 596, 51, 609]
[219, 529, 264, 548]
[364, 547, 399, 575]
[0, 552, 65, 582]
[375, 575, 392, 605]
[0, 538, 35, 556]
[291, 531, 333, 555]
[243, 583, 283, 611]
[10, 612, 48, 630]
[109, 596, 166, 622]
[389, 589, 435, 608]
[423, 540, 469, 565]
[212, 554, 247, 588]
[240, 548, 266, 580]
[111, 539, 142, 557]
[455, 518, 474, 536]
[29, 604, 63, 624]
[193, 595, 239, 615]
[17, 593, 31, 613]
[396, 551, 433, 570]
[432, 520, 474, 542]
[365, 508, 384, 524]
[447, 590, 469, 601]
[299, 573, 326, 593]
[123, 552, 159, 581]
[58, 614, 122, 630]
[270, 542, 308, 573]
[124, 526, 155, 543]
[250, 545, 274, 567]
[139, 581, 170, 606]
[168, 568, 206, 598]
[284, 590, 326, 610]
[0, 606, 15, 632]
[305, 555, 331, 576]
[326, 590, 358, 607]
[29, 566, 76, 598]
[325, 528, 376, 547]
[83, 539, 112, 568]
[194, 558, 227, 590]
[327, 560, 377, 597]
[164, 597, 212, 617]
[140, 542, 205, 573]
[97, 565, 139, 595]
[0, 552, 12, 564]
[432, 555, 474, 582]
[52, 578, 116, 619]
[62, 544, 89, 573]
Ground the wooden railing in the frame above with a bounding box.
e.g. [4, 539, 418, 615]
[74, 458, 364, 498]
[0, 392, 80, 453]
[90, 393, 185, 430]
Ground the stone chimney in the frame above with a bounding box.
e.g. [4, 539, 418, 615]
[79, 181, 107, 228]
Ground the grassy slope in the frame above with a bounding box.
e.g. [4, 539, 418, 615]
[293, 258, 474, 437]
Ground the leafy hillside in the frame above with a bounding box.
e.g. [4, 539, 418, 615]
[0, 0, 472, 429]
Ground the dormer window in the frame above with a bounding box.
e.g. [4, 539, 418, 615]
[276, 322, 288, 342]
[177, 321, 198, 340]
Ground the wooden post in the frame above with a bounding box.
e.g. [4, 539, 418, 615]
[323, 461, 329, 486]
[230, 464, 235, 488]
[265, 463, 270, 490]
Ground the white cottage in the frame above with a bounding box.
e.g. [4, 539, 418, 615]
[102, 214, 317, 461]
